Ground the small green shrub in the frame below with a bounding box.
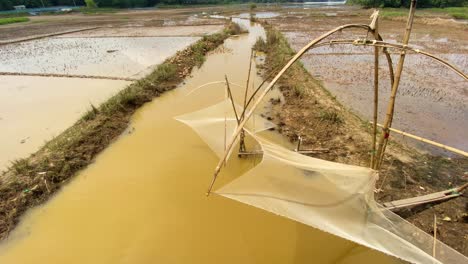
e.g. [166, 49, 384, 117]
[319, 110, 343, 124]
[292, 84, 306, 97]
[85, 0, 98, 8]
[253, 37, 268, 52]
[224, 22, 246, 35]
[151, 63, 178, 82]
[81, 103, 99, 122]
[10, 159, 32, 175]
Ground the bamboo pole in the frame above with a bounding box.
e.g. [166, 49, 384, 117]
[207, 23, 377, 194]
[243, 49, 254, 109]
[239, 50, 254, 153]
[371, 11, 380, 168]
[225, 75, 240, 124]
[308, 39, 467, 80]
[374, 0, 418, 170]
[371, 122, 468, 157]
[433, 214, 437, 259]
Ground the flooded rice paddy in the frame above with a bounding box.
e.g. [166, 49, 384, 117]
[0, 36, 200, 78]
[61, 25, 223, 38]
[270, 13, 468, 155]
[0, 76, 130, 172]
[0, 22, 223, 171]
[0, 19, 401, 264]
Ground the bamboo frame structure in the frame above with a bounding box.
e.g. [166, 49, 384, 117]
[206, 2, 467, 194]
[207, 23, 387, 194]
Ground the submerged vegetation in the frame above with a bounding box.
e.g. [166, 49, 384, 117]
[0, 23, 238, 241]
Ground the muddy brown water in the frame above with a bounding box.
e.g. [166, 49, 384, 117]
[0, 19, 401, 263]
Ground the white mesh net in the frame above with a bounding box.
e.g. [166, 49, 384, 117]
[175, 100, 468, 264]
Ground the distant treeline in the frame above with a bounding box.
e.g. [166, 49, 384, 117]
[0, 0, 288, 11]
[349, 0, 467, 8]
[0, 0, 84, 10]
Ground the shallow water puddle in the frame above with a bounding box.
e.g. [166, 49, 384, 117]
[0, 20, 401, 264]
[0, 76, 129, 171]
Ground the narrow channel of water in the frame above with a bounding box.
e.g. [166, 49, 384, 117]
[0, 19, 401, 264]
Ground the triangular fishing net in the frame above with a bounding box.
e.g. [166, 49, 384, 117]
[175, 101, 468, 264]
[175, 98, 275, 157]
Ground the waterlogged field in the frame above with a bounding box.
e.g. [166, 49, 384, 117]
[268, 8, 468, 154]
[0, 11, 224, 171]
[0, 36, 201, 78]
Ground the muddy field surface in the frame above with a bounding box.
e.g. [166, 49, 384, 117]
[0, 36, 200, 78]
[60, 25, 223, 37]
[0, 9, 225, 43]
[266, 7, 468, 155]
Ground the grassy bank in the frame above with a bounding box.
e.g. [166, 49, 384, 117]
[380, 7, 468, 19]
[0, 17, 29, 25]
[256, 23, 468, 255]
[0, 22, 243, 240]
[79, 7, 119, 15]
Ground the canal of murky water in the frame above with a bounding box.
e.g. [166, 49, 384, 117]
[0, 19, 401, 264]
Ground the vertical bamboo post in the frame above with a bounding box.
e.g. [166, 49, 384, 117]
[239, 50, 254, 153]
[225, 75, 240, 124]
[433, 214, 437, 259]
[370, 11, 380, 168]
[243, 49, 254, 110]
[374, 0, 417, 170]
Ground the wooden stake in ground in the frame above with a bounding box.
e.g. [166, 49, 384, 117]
[374, 0, 418, 170]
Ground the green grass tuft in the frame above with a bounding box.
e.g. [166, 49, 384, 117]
[10, 159, 32, 175]
[319, 110, 343, 124]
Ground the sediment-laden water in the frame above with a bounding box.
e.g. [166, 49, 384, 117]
[0, 19, 401, 264]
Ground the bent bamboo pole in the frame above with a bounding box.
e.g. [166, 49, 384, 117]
[371, 122, 468, 157]
[308, 39, 467, 80]
[207, 24, 377, 194]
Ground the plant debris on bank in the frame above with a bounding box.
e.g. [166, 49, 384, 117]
[256, 22, 468, 255]
[0, 22, 243, 241]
